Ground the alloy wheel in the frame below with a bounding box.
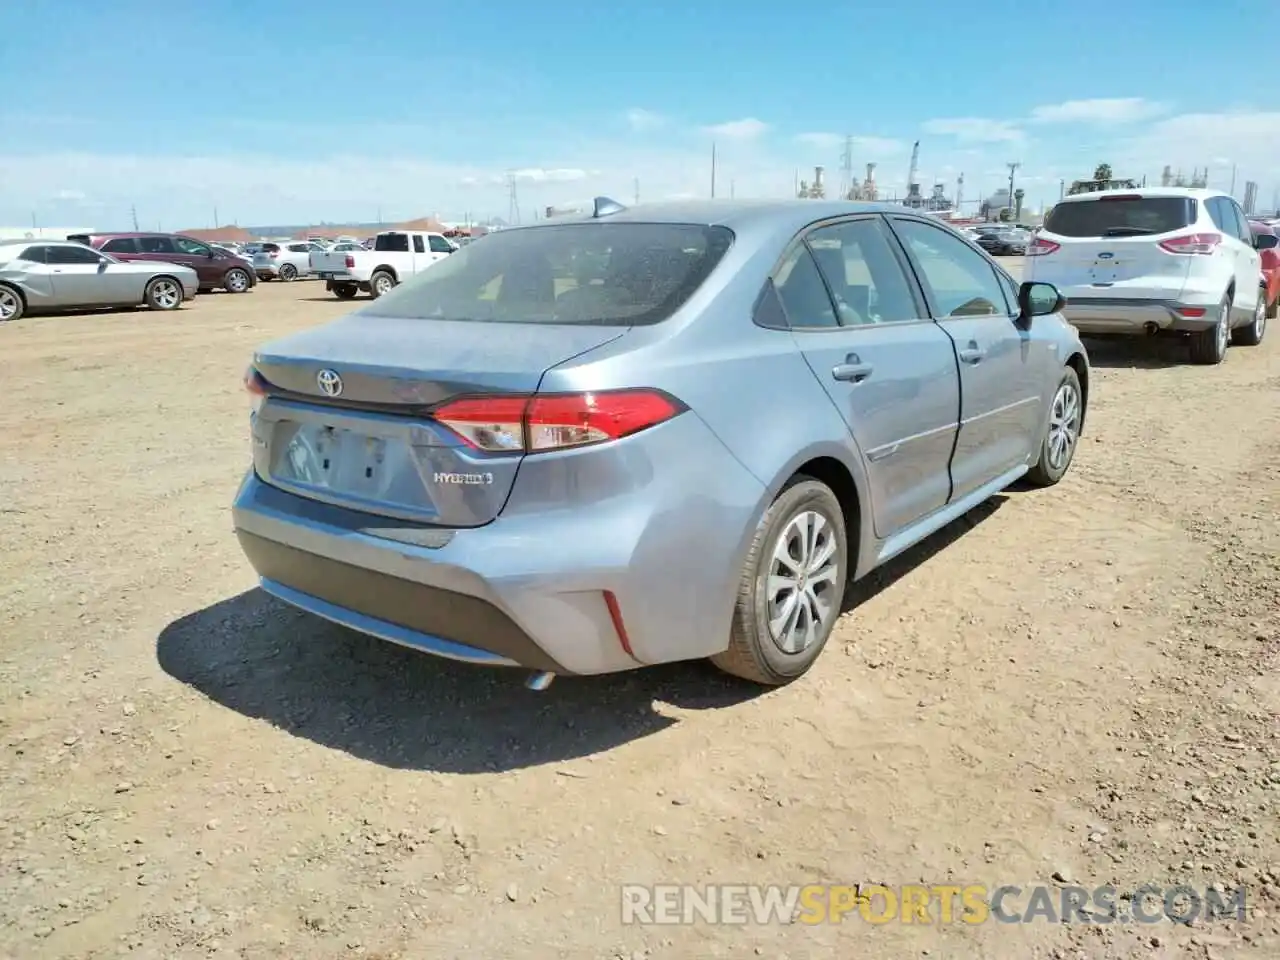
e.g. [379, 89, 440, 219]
[1047, 380, 1080, 472]
[766, 510, 840, 655]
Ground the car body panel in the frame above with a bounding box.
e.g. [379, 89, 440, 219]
[0, 240, 199, 313]
[231, 199, 1089, 676]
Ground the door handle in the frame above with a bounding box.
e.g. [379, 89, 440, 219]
[958, 343, 985, 364]
[832, 353, 873, 383]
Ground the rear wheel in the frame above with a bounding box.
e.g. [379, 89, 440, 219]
[278, 263, 298, 282]
[370, 270, 394, 298]
[711, 478, 848, 685]
[223, 267, 251, 293]
[144, 277, 183, 311]
[333, 283, 359, 299]
[1189, 295, 1230, 365]
[0, 284, 23, 321]
[1231, 289, 1267, 346]
[1025, 366, 1083, 487]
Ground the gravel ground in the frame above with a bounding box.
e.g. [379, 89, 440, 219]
[1, 270, 1277, 960]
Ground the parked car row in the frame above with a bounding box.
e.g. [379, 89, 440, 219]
[1025, 187, 1269, 364]
[68, 231, 258, 294]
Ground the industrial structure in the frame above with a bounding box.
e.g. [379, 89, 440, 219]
[1243, 181, 1259, 215]
[798, 137, 955, 212]
[1159, 165, 1208, 189]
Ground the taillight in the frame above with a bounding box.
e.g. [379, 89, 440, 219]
[1158, 233, 1221, 256]
[244, 366, 269, 414]
[1026, 237, 1060, 257]
[432, 389, 686, 453]
[345, 255, 355, 268]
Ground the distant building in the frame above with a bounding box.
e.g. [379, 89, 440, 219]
[0, 226, 94, 241]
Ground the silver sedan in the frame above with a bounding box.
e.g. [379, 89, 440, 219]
[0, 240, 199, 321]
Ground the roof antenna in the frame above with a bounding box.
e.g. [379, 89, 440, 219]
[592, 196, 627, 218]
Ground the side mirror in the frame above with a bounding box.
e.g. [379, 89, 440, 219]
[1018, 281, 1065, 320]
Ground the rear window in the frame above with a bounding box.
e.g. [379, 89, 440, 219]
[1044, 196, 1195, 238]
[374, 233, 410, 252]
[260, 243, 280, 252]
[364, 222, 735, 326]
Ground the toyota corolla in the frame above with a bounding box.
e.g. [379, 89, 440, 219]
[233, 198, 1088, 689]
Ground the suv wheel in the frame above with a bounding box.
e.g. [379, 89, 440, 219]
[711, 478, 847, 685]
[1231, 289, 1267, 346]
[1189, 295, 1230, 365]
[278, 263, 298, 282]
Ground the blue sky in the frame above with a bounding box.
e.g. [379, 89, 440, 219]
[1, 0, 1277, 228]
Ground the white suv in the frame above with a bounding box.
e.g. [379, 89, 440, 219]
[1025, 188, 1266, 364]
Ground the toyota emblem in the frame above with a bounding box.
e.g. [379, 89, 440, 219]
[316, 369, 343, 397]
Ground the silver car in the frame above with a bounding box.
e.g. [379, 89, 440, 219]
[0, 239, 199, 321]
[233, 199, 1088, 688]
[253, 241, 322, 282]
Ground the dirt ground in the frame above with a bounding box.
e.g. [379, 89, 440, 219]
[1, 272, 1277, 960]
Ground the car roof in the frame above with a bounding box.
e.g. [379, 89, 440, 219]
[509, 198, 950, 242]
[1056, 187, 1228, 203]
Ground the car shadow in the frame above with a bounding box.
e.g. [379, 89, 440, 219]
[157, 589, 759, 774]
[840, 494, 1007, 613]
[157, 496, 1006, 774]
[299, 296, 371, 303]
[1082, 335, 1190, 369]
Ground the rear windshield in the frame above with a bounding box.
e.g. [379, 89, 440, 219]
[259, 243, 280, 252]
[363, 222, 735, 326]
[1044, 196, 1195, 238]
[375, 233, 410, 252]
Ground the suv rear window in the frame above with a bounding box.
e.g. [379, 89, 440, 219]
[1044, 196, 1195, 238]
[365, 222, 735, 326]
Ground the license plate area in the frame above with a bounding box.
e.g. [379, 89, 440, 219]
[1089, 259, 1123, 283]
[271, 422, 434, 513]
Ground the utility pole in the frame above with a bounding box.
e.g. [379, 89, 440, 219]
[1059, 179, 1065, 202]
[1229, 163, 1237, 197]
[213, 206, 219, 228]
[710, 142, 717, 199]
[506, 173, 521, 225]
[131, 205, 139, 230]
[840, 134, 854, 199]
[1007, 162, 1021, 215]
[30, 211, 37, 229]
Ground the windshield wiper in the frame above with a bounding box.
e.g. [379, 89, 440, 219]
[1101, 226, 1156, 237]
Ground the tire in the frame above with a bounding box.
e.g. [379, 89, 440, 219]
[711, 478, 848, 685]
[369, 270, 394, 298]
[0, 283, 24, 322]
[1231, 289, 1267, 347]
[144, 277, 183, 311]
[1025, 366, 1083, 487]
[1188, 295, 1230, 364]
[333, 284, 359, 300]
[223, 267, 251, 294]
[278, 263, 298, 282]
[1268, 293, 1278, 321]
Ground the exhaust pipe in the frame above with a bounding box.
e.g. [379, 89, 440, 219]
[525, 671, 555, 691]
[1143, 321, 1160, 336]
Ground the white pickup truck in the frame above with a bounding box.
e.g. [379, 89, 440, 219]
[311, 230, 457, 299]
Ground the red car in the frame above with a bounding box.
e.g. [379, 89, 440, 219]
[66, 232, 257, 294]
[1251, 222, 1279, 319]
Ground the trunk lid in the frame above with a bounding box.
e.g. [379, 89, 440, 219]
[1028, 195, 1197, 301]
[250, 313, 626, 527]
[311, 250, 358, 273]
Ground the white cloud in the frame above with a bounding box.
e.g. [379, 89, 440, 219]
[922, 117, 1024, 143]
[625, 108, 665, 131]
[510, 167, 590, 183]
[1029, 98, 1169, 125]
[703, 117, 769, 140]
[1117, 110, 1280, 185]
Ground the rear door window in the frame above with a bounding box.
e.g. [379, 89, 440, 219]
[1043, 196, 1195, 238]
[412, 235, 426, 254]
[138, 236, 177, 254]
[364, 222, 734, 326]
[102, 238, 138, 254]
[804, 218, 921, 325]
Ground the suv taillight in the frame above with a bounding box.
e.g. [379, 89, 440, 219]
[432, 390, 686, 453]
[244, 366, 269, 414]
[345, 255, 355, 268]
[1158, 233, 1221, 256]
[1026, 237, 1060, 257]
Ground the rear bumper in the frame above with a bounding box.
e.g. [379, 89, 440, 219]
[255, 265, 280, 278]
[229, 412, 765, 676]
[1060, 297, 1219, 335]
